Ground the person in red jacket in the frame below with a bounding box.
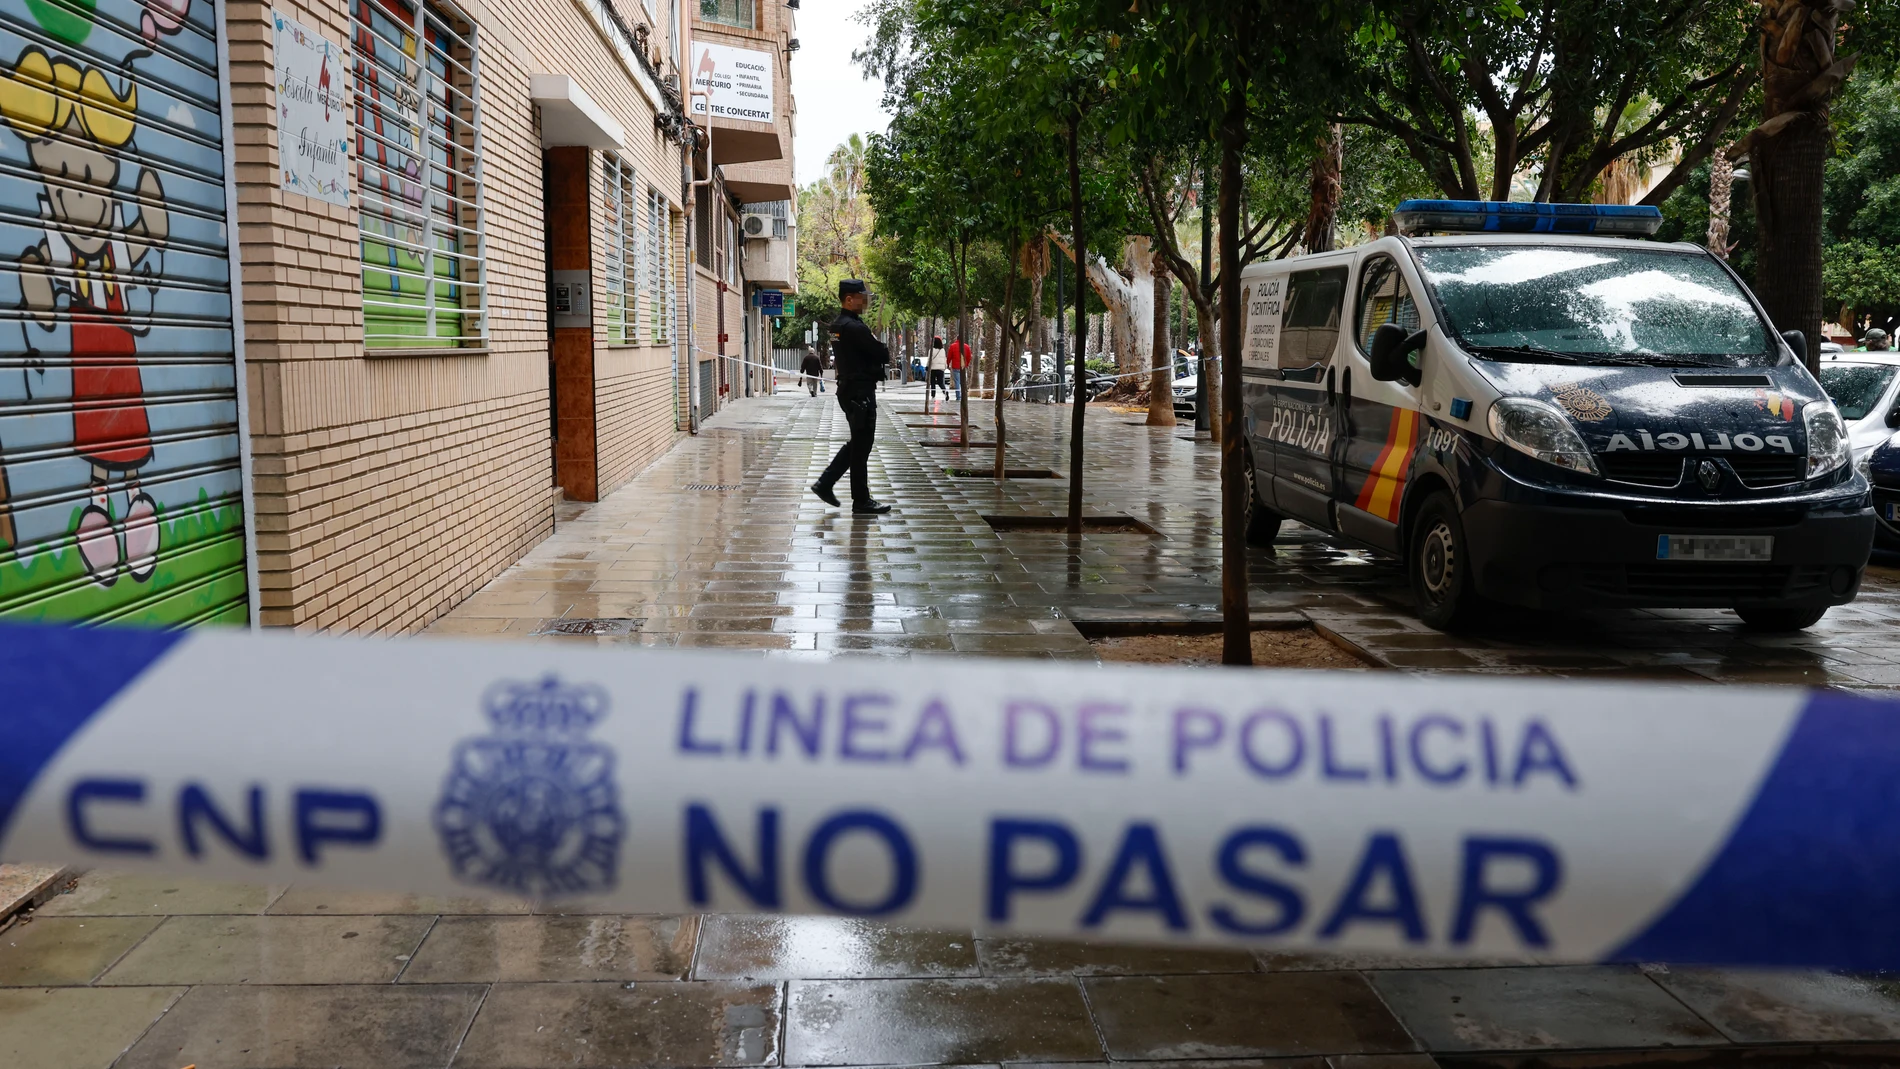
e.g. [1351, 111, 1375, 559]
[945, 337, 972, 401]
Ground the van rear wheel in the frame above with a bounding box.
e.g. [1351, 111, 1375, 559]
[1410, 492, 1487, 631]
[1734, 605, 1828, 631]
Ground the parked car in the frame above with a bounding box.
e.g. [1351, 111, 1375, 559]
[1865, 432, 1900, 555]
[1817, 350, 1900, 466]
[1170, 350, 1200, 419]
[1236, 199, 1872, 632]
[1172, 373, 1199, 419]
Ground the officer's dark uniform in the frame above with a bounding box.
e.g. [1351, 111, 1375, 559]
[812, 280, 891, 513]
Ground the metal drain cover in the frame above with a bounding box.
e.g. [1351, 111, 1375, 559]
[537, 618, 644, 636]
[683, 483, 740, 491]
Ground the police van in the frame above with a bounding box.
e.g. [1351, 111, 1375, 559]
[1239, 200, 1874, 632]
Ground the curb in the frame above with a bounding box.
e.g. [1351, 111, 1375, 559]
[1068, 607, 1395, 672]
[1307, 619, 1392, 669]
[1068, 610, 1310, 637]
[0, 864, 73, 925]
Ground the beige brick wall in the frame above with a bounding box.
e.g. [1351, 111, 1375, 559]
[230, 0, 690, 632]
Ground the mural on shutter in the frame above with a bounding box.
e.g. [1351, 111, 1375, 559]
[0, 0, 247, 625]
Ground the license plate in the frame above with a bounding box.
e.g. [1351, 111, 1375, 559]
[1657, 535, 1774, 562]
[1886, 503, 1900, 522]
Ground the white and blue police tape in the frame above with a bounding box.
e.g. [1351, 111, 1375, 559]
[3, 621, 1895, 968]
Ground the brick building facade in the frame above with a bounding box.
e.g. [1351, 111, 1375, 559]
[238, 0, 794, 630]
[0, 0, 793, 631]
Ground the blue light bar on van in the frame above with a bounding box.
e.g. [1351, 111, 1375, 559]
[1393, 200, 1663, 237]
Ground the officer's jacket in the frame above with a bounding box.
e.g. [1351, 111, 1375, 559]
[829, 311, 890, 395]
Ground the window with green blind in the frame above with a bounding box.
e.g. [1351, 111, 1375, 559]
[602, 156, 640, 344]
[647, 188, 674, 343]
[352, 0, 487, 349]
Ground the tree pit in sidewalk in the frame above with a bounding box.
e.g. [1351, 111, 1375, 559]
[982, 514, 1162, 536]
[1091, 627, 1371, 670]
[947, 467, 1059, 479]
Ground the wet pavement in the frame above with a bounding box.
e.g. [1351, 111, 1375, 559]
[429, 383, 1900, 692]
[12, 870, 1900, 1067]
[11, 386, 1900, 1067]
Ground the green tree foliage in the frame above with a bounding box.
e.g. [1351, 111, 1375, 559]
[1823, 72, 1900, 332]
[1335, 126, 1441, 242]
[777, 136, 877, 348]
[1342, 0, 1757, 204]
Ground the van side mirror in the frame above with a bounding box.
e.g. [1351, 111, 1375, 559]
[1780, 329, 1808, 364]
[1370, 323, 1426, 386]
[1886, 402, 1900, 430]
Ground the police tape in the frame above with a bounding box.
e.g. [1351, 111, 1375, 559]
[3, 620, 1892, 969]
[694, 345, 1169, 392]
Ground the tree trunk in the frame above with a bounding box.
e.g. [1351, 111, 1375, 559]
[983, 311, 999, 399]
[1119, 237, 1156, 379]
[1749, 0, 1848, 374]
[1219, 57, 1251, 667]
[1707, 151, 1734, 258]
[1067, 118, 1088, 537]
[1201, 162, 1220, 445]
[957, 239, 971, 441]
[1148, 246, 1175, 426]
[1304, 124, 1344, 254]
[1027, 246, 1046, 372]
[1049, 234, 1157, 398]
[1198, 305, 1220, 440]
[998, 233, 1020, 481]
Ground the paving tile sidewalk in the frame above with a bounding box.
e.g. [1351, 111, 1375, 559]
[9, 871, 1900, 1067]
[430, 385, 1900, 692]
[8, 388, 1900, 1068]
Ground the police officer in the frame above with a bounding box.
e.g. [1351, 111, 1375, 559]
[811, 279, 893, 514]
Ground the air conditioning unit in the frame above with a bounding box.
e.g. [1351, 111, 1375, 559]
[742, 212, 778, 239]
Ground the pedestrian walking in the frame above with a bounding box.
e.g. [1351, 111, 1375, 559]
[1861, 328, 1892, 353]
[926, 337, 948, 400]
[946, 336, 972, 401]
[811, 280, 893, 514]
[800, 347, 824, 396]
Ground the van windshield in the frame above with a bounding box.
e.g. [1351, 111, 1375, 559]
[1414, 245, 1773, 367]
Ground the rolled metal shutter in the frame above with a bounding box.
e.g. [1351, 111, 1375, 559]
[0, 0, 246, 625]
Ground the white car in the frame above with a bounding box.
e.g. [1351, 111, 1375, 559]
[1171, 373, 1198, 418]
[1816, 350, 1900, 462]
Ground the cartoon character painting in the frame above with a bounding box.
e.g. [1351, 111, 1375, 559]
[2, 49, 163, 583]
[0, 0, 187, 588]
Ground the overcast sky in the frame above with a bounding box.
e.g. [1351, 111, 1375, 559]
[791, 0, 893, 187]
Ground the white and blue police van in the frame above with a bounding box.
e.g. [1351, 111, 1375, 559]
[1238, 200, 1874, 632]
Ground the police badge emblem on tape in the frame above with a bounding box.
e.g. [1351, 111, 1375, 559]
[434, 676, 625, 897]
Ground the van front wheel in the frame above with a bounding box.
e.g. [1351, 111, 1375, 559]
[1242, 447, 1283, 546]
[1410, 492, 1487, 631]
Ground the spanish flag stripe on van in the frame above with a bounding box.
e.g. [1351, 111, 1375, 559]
[1355, 408, 1419, 522]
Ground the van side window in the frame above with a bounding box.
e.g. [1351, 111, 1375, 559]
[1356, 255, 1422, 352]
[1278, 266, 1348, 382]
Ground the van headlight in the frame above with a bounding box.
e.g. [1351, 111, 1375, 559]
[1804, 401, 1851, 479]
[1488, 398, 1599, 475]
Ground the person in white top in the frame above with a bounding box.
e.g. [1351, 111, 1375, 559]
[926, 336, 948, 400]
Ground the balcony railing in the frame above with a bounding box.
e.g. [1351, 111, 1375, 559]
[698, 0, 753, 29]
